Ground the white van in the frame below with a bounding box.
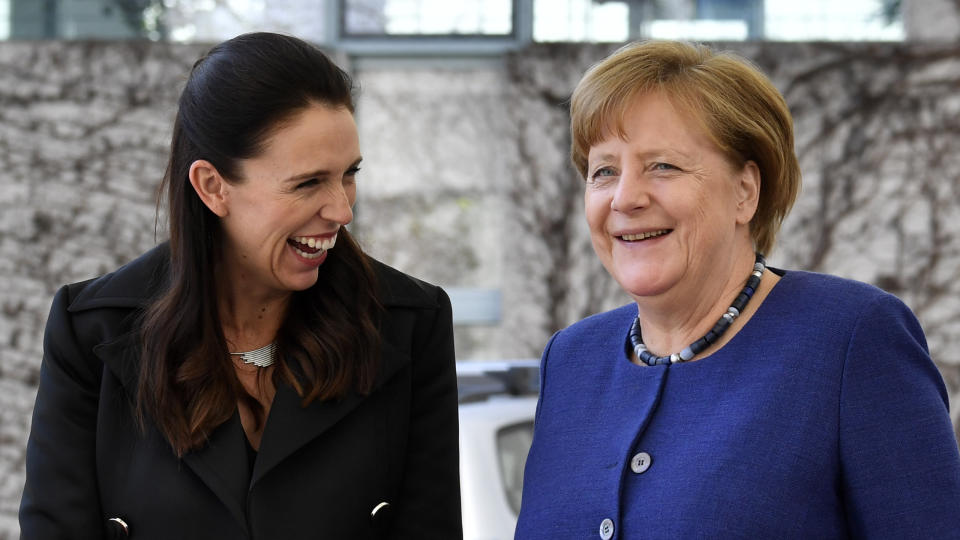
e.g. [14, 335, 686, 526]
[457, 361, 539, 540]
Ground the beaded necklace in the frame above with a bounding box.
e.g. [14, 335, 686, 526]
[628, 253, 766, 366]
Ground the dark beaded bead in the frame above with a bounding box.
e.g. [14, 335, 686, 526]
[691, 338, 709, 354]
[712, 320, 730, 334]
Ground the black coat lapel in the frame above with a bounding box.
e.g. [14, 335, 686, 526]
[93, 331, 142, 394]
[94, 331, 251, 534]
[181, 414, 251, 534]
[251, 337, 411, 487]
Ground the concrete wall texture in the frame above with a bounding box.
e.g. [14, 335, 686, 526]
[1, 39, 959, 534]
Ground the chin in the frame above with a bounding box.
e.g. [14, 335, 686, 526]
[283, 273, 321, 292]
[611, 268, 676, 300]
[620, 283, 670, 301]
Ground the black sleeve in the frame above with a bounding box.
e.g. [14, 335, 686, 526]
[20, 285, 106, 540]
[391, 286, 463, 539]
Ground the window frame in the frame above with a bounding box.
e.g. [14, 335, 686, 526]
[327, 0, 533, 56]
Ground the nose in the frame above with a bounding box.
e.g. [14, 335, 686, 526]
[322, 182, 354, 225]
[610, 168, 649, 214]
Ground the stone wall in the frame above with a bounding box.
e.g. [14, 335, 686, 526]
[0, 41, 203, 536]
[1, 40, 959, 535]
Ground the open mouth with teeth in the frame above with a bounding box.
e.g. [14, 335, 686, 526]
[287, 235, 337, 260]
[619, 229, 672, 242]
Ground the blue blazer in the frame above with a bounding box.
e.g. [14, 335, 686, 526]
[516, 269, 960, 539]
[20, 244, 462, 539]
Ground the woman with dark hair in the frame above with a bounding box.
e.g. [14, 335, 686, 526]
[20, 32, 461, 539]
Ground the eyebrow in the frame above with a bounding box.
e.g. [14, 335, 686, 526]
[643, 148, 695, 162]
[589, 152, 618, 163]
[588, 149, 695, 163]
[283, 157, 363, 183]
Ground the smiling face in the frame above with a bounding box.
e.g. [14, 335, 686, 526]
[584, 92, 759, 305]
[214, 103, 360, 297]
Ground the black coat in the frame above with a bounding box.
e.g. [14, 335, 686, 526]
[19, 244, 462, 539]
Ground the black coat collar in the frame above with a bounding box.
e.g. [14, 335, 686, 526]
[68, 242, 439, 312]
[74, 242, 435, 394]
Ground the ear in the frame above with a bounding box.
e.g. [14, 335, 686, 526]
[734, 160, 761, 225]
[188, 159, 230, 218]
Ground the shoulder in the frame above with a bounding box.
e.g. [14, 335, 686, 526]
[552, 303, 636, 348]
[66, 244, 169, 313]
[537, 303, 636, 383]
[777, 269, 890, 303]
[366, 257, 452, 355]
[44, 244, 166, 347]
[539, 301, 636, 370]
[368, 256, 448, 311]
[768, 269, 918, 332]
[40, 247, 167, 393]
[765, 269, 933, 389]
[38, 247, 166, 386]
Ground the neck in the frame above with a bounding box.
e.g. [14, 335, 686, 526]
[217, 267, 290, 352]
[635, 246, 758, 357]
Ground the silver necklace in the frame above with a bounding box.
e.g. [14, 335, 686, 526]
[229, 342, 277, 368]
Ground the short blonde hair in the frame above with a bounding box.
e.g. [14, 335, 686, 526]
[570, 40, 801, 255]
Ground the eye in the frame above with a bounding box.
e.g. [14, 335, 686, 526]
[296, 178, 319, 189]
[342, 166, 361, 185]
[652, 162, 679, 171]
[587, 166, 618, 184]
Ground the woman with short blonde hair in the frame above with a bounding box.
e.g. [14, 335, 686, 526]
[516, 40, 960, 539]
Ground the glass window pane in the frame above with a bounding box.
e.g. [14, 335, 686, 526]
[646, 19, 748, 40]
[0, 0, 9, 40]
[496, 420, 534, 516]
[343, 0, 513, 37]
[534, 0, 628, 42]
[163, 0, 327, 44]
[533, 0, 903, 43]
[765, 0, 903, 41]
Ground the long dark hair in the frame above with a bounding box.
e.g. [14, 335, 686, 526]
[139, 33, 380, 456]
